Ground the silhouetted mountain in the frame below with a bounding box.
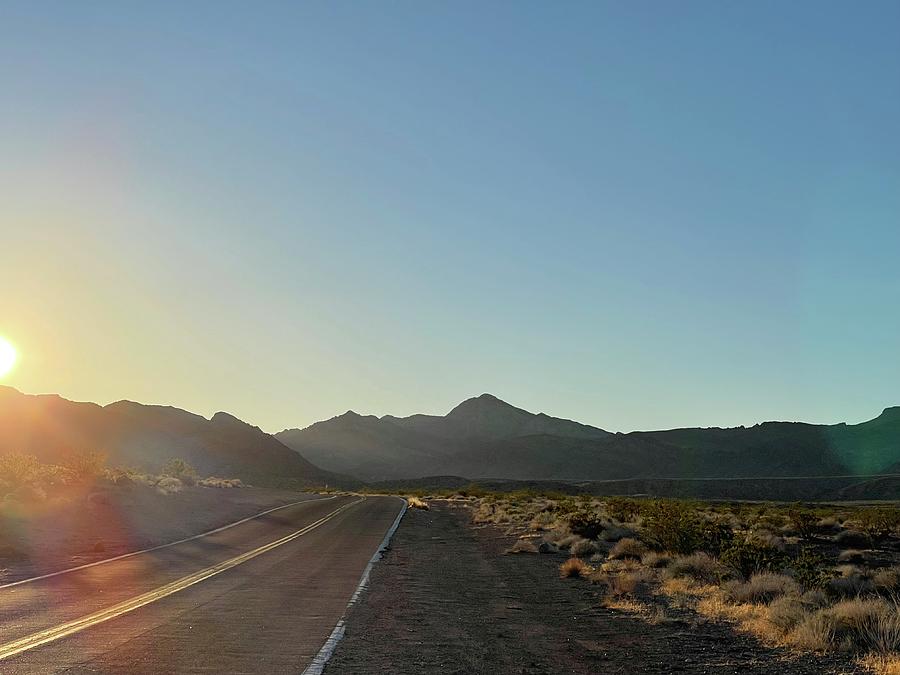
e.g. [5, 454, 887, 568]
[0, 386, 354, 488]
[278, 394, 611, 481]
[385, 393, 610, 441]
[277, 394, 900, 484]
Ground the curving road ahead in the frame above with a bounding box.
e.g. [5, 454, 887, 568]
[0, 494, 405, 674]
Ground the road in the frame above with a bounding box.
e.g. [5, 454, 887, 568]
[0, 494, 405, 674]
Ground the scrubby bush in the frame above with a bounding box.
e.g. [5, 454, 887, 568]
[856, 507, 900, 542]
[162, 458, 198, 486]
[720, 537, 786, 580]
[791, 547, 836, 591]
[568, 511, 605, 540]
[788, 505, 819, 540]
[0, 453, 41, 490]
[609, 538, 647, 561]
[641, 500, 705, 554]
[197, 477, 245, 488]
[605, 497, 640, 523]
[66, 450, 107, 482]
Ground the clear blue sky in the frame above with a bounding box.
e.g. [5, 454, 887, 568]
[2, 1, 898, 433]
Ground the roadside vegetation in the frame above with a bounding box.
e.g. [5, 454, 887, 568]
[0, 451, 244, 505]
[399, 488, 900, 674]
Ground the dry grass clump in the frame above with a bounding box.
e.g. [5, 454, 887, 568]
[791, 598, 900, 654]
[874, 567, 900, 595]
[860, 653, 900, 675]
[529, 510, 557, 530]
[609, 537, 647, 561]
[668, 552, 724, 584]
[407, 496, 429, 510]
[506, 538, 539, 554]
[724, 573, 800, 605]
[560, 557, 593, 579]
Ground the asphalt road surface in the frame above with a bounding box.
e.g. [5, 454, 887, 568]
[0, 494, 405, 674]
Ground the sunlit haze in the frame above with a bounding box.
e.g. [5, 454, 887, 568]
[2, 2, 899, 432]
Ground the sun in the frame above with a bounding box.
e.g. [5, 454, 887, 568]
[0, 337, 17, 377]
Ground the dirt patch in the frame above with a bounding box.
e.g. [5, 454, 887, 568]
[0, 484, 310, 583]
[325, 502, 860, 674]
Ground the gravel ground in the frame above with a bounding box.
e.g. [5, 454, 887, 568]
[325, 501, 861, 675]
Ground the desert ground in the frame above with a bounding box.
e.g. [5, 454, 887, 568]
[327, 494, 900, 674]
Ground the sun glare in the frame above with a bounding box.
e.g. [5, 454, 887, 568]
[0, 337, 17, 377]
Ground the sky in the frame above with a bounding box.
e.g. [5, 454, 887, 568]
[1, 1, 899, 433]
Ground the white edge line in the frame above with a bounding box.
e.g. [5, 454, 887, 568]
[302, 496, 408, 675]
[0, 494, 338, 590]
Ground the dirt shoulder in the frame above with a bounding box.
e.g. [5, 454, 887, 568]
[325, 501, 859, 674]
[0, 484, 312, 584]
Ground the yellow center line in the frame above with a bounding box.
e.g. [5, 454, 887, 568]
[0, 497, 365, 662]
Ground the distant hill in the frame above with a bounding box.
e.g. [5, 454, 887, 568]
[276, 394, 900, 485]
[0, 386, 355, 489]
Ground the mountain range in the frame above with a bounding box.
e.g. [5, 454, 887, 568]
[3, 386, 899, 492]
[276, 393, 900, 483]
[0, 385, 352, 488]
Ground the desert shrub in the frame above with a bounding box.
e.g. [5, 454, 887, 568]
[720, 537, 786, 580]
[642, 551, 673, 568]
[835, 530, 873, 550]
[162, 458, 198, 486]
[788, 505, 819, 540]
[197, 477, 245, 488]
[791, 547, 836, 591]
[560, 557, 593, 579]
[568, 511, 605, 540]
[856, 508, 900, 541]
[668, 552, 724, 584]
[609, 537, 647, 561]
[724, 573, 799, 604]
[641, 500, 706, 554]
[506, 539, 539, 554]
[605, 497, 640, 523]
[768, 596, 809, 634]
[571, 538, 599, 557]
[66, 450, 107, 482]
[828, 568, 875, 599]
[0, 453, 41, 490]
[156, 476, 183, 495]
